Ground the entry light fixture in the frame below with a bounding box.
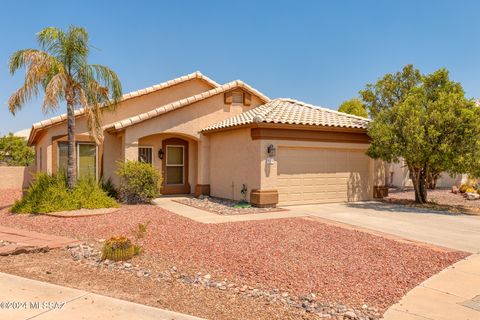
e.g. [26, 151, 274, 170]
[267, 144, 276, 157]
[158, 148, 164, 160]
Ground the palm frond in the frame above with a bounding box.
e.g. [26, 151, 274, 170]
[43, 72, 67, 112]
[76, 85, 103, 144]
[37, 27, 64, 57]
[8, 49, 63, 114]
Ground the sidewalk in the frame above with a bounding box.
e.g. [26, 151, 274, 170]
[0, 226, 79, 255]
[384, 253, 480, 320]
[0, 272, 204, 320]
[152, 197, 309, 223]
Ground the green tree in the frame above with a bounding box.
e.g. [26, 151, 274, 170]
[338, 98, 368, 117]
[367, 67, 480, 203]
[360, 64, 421, 118]
[8, 26, 122, 188]
[0, 133, 35, 166]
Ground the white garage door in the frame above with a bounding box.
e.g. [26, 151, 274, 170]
[277, 147, 371, 205]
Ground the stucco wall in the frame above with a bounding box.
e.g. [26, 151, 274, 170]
[138, 134, 197, 193]
[0, 165, 35, 189]
[388, 159, 464, 188]
[33, 77, 214, 174]
[209, 128, 261, 201]
[122, 94, 264, 187]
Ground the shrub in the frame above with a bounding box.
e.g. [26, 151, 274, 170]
[101, 236, 138, 261]
[459, 184, 468, 193]
[116, 161, 162, 204]
[11, 173, 118, 214]
[466, 187, 475, 193]
[101, 178, 118, 199]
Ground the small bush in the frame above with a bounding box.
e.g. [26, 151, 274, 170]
[116, 161, 162, 204]
[12, 173, 118, 214]
[459, 184, 468, 193]
[101, 178, 118, 199]
[101, 236, 138, 261]
[466, 187, 475, 193]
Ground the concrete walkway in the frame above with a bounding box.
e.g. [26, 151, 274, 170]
[384, 253, 480, 320]
[0, 226, 79, 255]
[0, 272, 203, 320]
[153, 197, 309, 223]
[287, 202, 480, 253]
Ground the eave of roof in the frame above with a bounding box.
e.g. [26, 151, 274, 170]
[27, 71, 219, 145]
[105, 80, 270, 132]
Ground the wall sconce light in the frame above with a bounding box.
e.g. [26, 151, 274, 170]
[158, 148, 164, 160]
[267, 144, 276, 157]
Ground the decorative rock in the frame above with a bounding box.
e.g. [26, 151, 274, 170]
[66, 243, 381, 320]
[344, 311, 357, 319]
[466, 192, 480, 200]
[451, 186, 459, 194]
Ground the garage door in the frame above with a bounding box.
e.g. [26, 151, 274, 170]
[277, 147, 370, 205]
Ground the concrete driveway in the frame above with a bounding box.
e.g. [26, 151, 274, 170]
[288, 201, 480, 253]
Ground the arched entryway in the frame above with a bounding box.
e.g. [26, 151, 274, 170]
[136, 133, 197, 195]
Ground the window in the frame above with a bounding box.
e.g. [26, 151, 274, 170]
[39, 147, 42, 171]
[78, 143, 97, 179]
[58, 142, 97, 179]
[138, 147, 153, 164]
[165, 145, 184, 185]
[58, 143, 68, 174]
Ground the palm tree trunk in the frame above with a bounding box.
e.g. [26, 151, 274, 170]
[66, 96, 76, 189]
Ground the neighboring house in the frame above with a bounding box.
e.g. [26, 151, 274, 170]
[13, 128, 31, 140]
[388, 159, 464, 189]
[28, 71, 385, 207]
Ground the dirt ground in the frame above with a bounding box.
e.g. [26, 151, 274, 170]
[385, 187, 480, 214]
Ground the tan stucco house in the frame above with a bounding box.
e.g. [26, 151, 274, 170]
[28, 71, 384, 207]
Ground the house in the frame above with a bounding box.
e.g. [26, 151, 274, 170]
[28, 72, 386, 207]
[387, 159, 464, 189]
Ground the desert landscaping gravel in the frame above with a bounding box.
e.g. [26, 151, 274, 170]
[0, 190, 468, 317]
[386, 188, 480, 214]
[176, 196, 280, 215]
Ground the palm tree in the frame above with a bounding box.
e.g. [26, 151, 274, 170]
[8, 26, 122, 188]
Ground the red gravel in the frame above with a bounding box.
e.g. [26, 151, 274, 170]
[0, 191, 468, 310]
[0, 189, 22, 208]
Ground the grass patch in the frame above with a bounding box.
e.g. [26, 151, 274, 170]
[12, 173, 119, 214]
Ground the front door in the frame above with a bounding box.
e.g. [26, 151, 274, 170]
[161, 138, 190, 194]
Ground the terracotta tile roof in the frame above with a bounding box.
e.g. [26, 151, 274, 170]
[28, 71, 219, 144]
[106, 80, 270, 132]
[202, 98, 370, 132]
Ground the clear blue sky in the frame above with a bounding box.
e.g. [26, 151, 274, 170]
[1, 0, 479, 134]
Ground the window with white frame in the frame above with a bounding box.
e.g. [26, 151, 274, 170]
[58, 142, 97, 179]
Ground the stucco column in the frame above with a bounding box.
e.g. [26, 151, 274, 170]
[124, 129, 139, 162]
[195, 134, 211, 196]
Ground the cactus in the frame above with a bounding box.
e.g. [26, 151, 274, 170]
[101, 236, 136, 261]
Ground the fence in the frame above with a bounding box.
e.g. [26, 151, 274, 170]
[0, 165, 35, 189]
